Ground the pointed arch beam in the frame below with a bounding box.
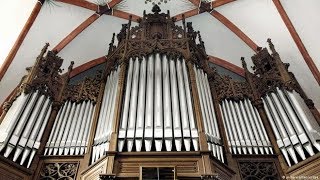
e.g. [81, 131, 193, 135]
[272, 0, 320, 85]
[210, 10, 259, 53]
[208, 56, 245, 77]
[0, 0, 44, 81]
[173, 8, 199, 21]
[53, 14, 100, 52]
[212, 0, 236, 8]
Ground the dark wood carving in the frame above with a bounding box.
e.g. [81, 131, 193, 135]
[105, 4, 208, 72]
[62, 71, 103, 103]
[1, 43, 73, 114]
[238, 161, 280, 180]
[39, 162, 79, 179]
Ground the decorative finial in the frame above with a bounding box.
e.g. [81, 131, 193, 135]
[152, 4, 161, 14]
[267, 38, 277, 54]
[241, 57, 247, 69]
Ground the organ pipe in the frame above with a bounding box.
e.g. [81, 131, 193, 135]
[263, 88, 320, 166]
[163, 55, 173, 151]
[92, 67, 119, 163]
[117, 54, 199, 153]
[220, 98, 272, 156]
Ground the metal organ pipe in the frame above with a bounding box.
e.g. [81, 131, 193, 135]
[194, 66, 211, 152]
[118, 59, 133, 152]
[127, 58, 140, 152]
[163, 55, 173, 151]
[154, 54, 163, 151]
[116, 54, 199, 154]
[45, 99, 96, 157]
[170, 57, 182, 151]
[262, 88, 320, 166]
[135, 57, 147, 152]
[145, 55, 154, 152]
[176, 59, 191, 151]
[0, 90, 53, 167]
[4, 91, 39, 158]
[91, 67, 119, 163]
[220, 98, 272, 156]
[193, 66, 224, 162]
[0, 92, 30, 151]
[182, 60, 198, 151]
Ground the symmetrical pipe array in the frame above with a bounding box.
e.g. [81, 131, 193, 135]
[263, 87, 320, 166]
[45, 100, 95, 156]
[118, 54, 199, 152]
[0, 91, 52, 168]
[220, 98, 272, 156]
[92, 68, 120, 163]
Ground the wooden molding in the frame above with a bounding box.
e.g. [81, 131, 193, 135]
[108, 0, 123, 8]
[53, 14, 100, 53]
[212, 0, 236, 8]
[188, 0, 201, 7]
[211, 10, 258, 53]
[69, 56, 106, 78]
[208, 55, 245, 77]
[173, 8, 199, 21]
[0, 1, 42, 81]
[56, 0, 98, 11]
[272, 0, 320, 85]
[113, 9, 141, 22]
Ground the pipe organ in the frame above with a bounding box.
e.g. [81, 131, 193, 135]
[0, 5, 319, 180]
[220, 98, 272, 156]
[92, 68, 119, 163]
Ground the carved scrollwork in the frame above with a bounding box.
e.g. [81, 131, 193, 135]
[39, 162, 79, 180]
[2, 44, 72, 113]
[62, 71, 103, 103]
[246, 39, 306, 100]
[238, 161, 279, 180]
[209, 68, 252, 102]
[106, 4, 207, 69]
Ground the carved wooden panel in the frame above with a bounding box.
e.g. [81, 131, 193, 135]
[238, 161, 279, 180]
[39, 162, 79, 180]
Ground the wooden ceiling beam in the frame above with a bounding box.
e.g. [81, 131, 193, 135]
[173, 8, 199, 21]
[272, 0, 320, 85]
[0, 1, 44, 81]
[56, 0, 98, 11]
[69, 56, 106, 78]
[188, 0, 201, 7]
[211, 10, 259, 53]
[53, 14, 100, 53]
[113, 9, 141, 22]
[212, 0, 236, 8]
[108, 0, 123, 8]
[208, 56, 245, 77]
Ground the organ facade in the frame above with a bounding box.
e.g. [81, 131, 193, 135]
[0, 5, 319, 180]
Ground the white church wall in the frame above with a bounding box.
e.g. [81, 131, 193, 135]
[281, 0, 320, 70]
[58, 15, 135, 72]
[0, 2, 94, 103]
[177, 12, 255, 69]
[216, 0, 320, 109]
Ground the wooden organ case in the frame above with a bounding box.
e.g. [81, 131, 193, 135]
[0, 5, 320, 180]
